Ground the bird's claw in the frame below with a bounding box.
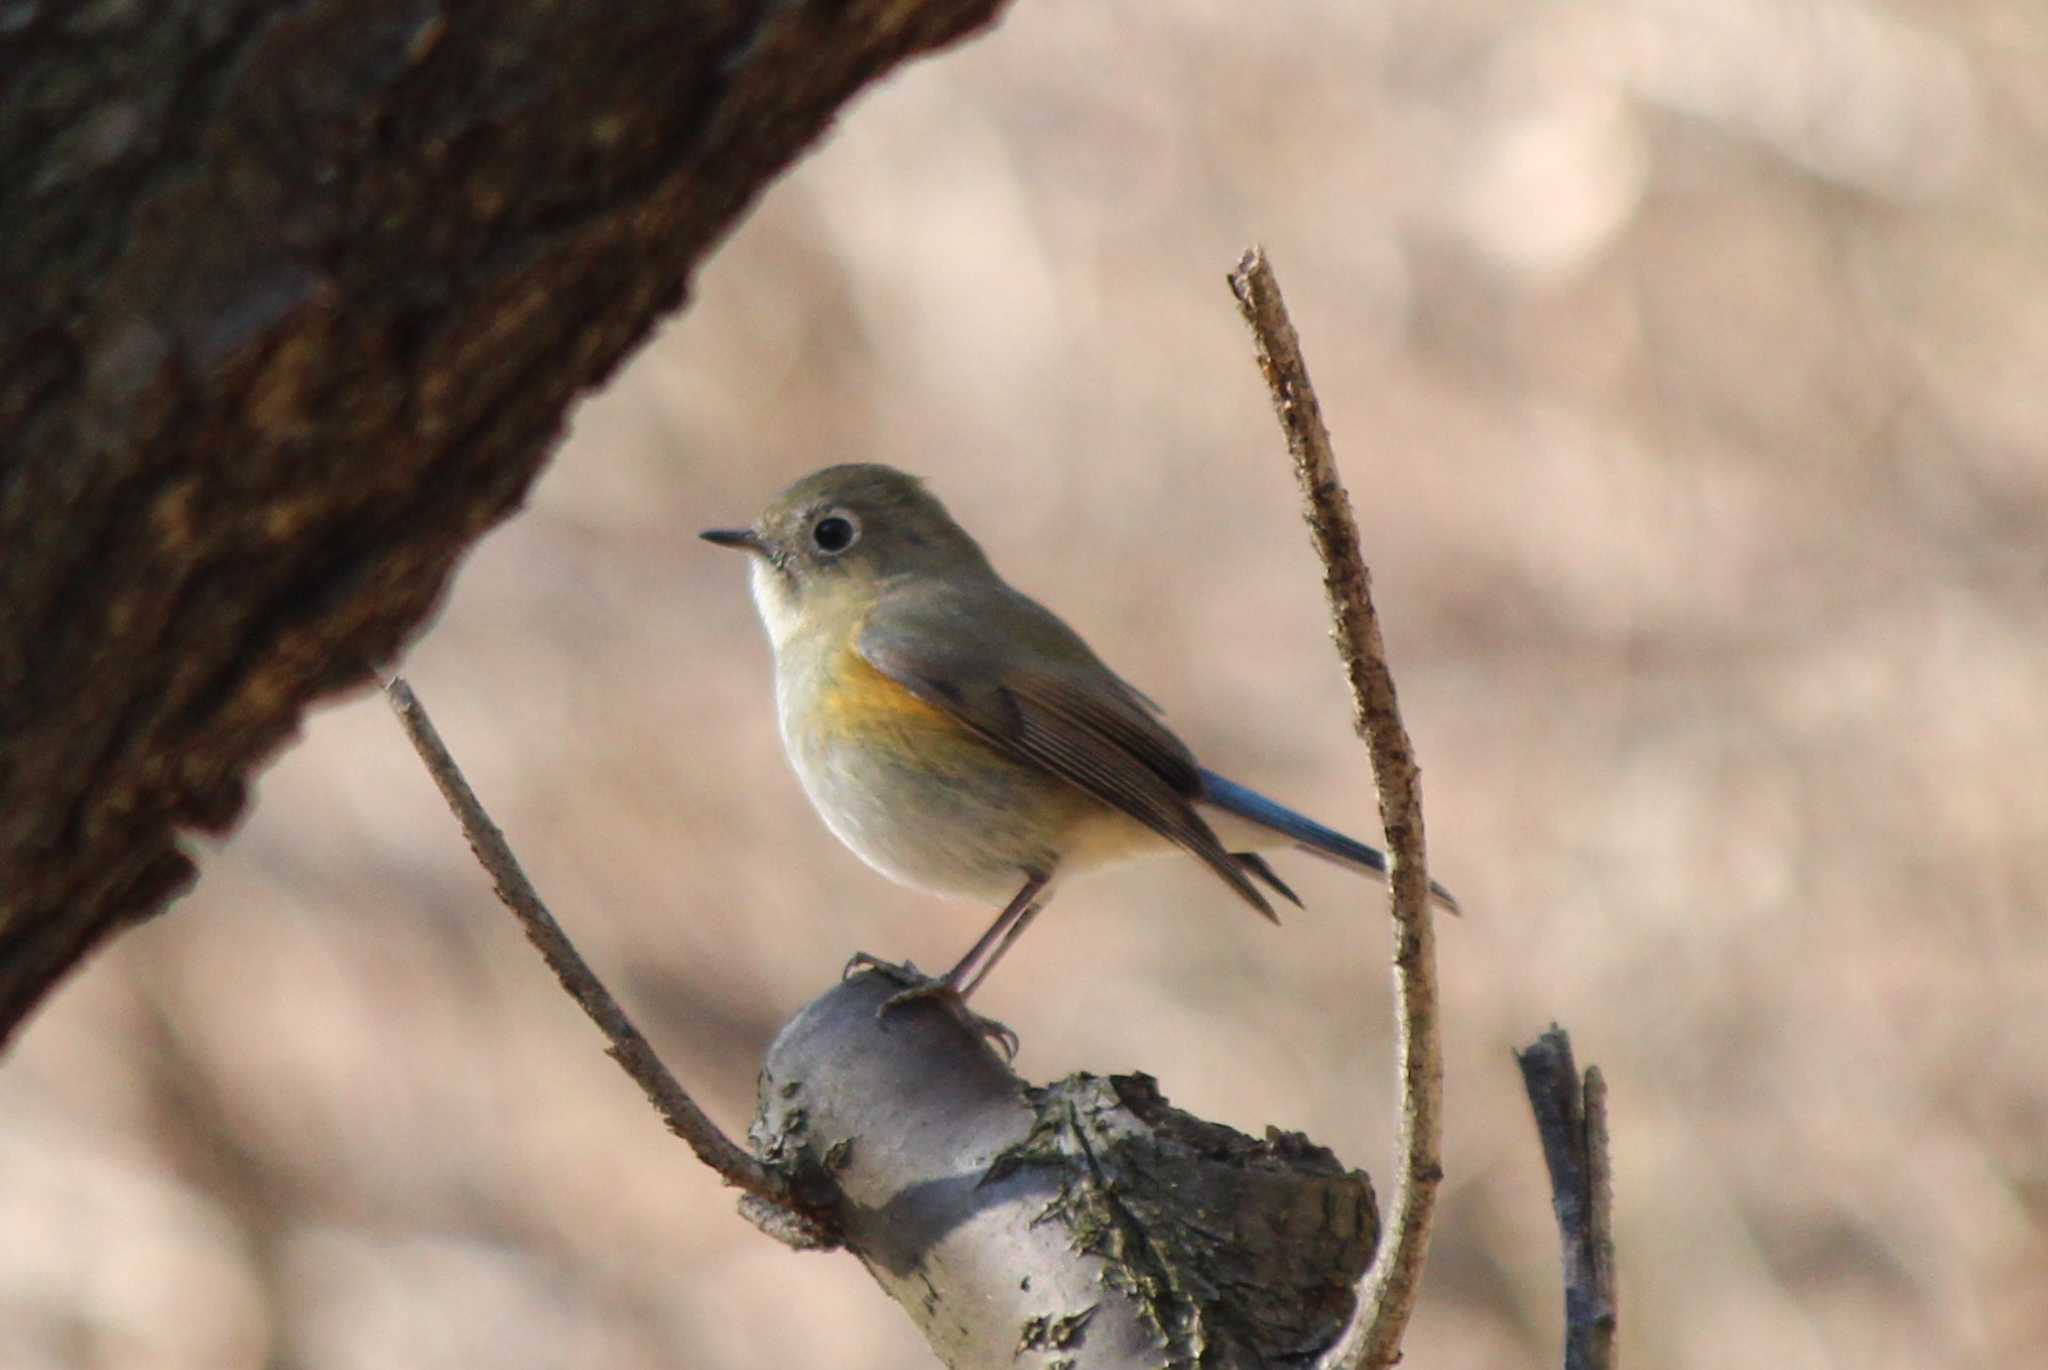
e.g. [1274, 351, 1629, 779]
[841, 951, 925, 986]
[839, 957, 1020, 1060]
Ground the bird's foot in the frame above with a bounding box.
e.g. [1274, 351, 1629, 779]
[843, 953, 1018, 1060]
[887, 984, 1019, 1061]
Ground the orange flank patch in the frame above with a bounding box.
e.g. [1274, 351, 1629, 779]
[803, 641, 1019, 790]
[813, 644, 953, 735]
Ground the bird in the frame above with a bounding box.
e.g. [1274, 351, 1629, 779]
[702, 463, 1455, 1004]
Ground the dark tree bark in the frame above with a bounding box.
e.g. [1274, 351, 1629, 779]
[0, 0, 1009, 1049]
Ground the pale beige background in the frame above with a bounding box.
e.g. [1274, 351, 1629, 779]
[7, 2, 2045, 1367]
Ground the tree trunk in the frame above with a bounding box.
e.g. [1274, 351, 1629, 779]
[0, 0, 1008, 1048]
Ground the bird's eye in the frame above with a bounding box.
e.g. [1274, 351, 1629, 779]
[810, 511, 859, 554]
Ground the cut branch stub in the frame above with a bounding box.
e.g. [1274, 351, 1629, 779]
[752, 969, 1379, 1368]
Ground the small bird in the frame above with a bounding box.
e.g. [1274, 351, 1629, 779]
[703, 464, 1454, 1003]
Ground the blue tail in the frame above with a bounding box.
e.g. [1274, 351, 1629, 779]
[1198, 768, 1460, 913]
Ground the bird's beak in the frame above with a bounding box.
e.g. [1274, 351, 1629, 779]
[700, 527, 766, 554]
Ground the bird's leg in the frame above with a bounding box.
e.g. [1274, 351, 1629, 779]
[955, 895, 1048, 1000]
[871, 872, 1049, 1059]
[940, 871, 1049, 997]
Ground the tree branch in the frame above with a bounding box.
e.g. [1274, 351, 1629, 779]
[1516, 1026, 1619, 1370]
[383, 678, 834, 1248]
[389, 675, 1382, 1364]
[755, 971, 1380, 1367]
[1227, 246, 1445, 1370]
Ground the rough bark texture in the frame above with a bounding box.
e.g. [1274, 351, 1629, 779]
[0, 0, 1008, 1048]
[753, 971, 1379, 1369]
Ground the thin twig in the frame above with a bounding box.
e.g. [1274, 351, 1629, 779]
[1228, 246, 1444, 1370]
[384, 677, 834, 1248]
[1515, 1026, 1619, 1370]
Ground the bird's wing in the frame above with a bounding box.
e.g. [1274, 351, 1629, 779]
[857, 587, 1277, 921]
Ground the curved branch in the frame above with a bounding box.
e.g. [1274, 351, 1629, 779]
[389, 673, 1384, 1362]
[1228, 247, 1446, 1370]
[384, 679, 832, 1246]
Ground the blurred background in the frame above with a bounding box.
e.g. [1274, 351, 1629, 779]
[7, 1, 2045, 1365]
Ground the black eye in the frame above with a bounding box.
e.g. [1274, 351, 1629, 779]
[811, 513, 858, 554]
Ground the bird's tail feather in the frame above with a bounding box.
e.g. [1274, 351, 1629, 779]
[1198, 768, 1461, 914]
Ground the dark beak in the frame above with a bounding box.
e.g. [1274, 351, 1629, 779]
[700, 527, 766, 553]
